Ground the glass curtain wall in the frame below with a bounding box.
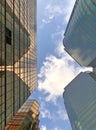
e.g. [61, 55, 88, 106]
[0, 0, 37, 129]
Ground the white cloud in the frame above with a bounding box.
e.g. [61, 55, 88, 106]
[57, 109, 68, 121]
[54, 128, 59, 130]
[45, 4, 62, 15]
[40, 101, 52, 119]
[42, 4, 62, 24]
[39, 93, 69, 122]
[41, 109, 51, 119]
[38, 54, 75, 96]
[54, 128, 64, 130]
[63, 0, 76, 23]
[51, 30, 64, 43]
[50, 102, 69, 121]
[38, 41, 92, 102]
[42, 19, 51, 24]
[41, 125, 47, 130]
[40, 100, 68, 121]
[42, 0, 76, 24]
[38, 0, 92, 103]
[50, 108, 69, 122]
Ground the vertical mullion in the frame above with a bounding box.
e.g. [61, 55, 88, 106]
[24, 0, 25, 101]
[1, 1, 3, 129]
[13, 0, 15, 115]
[26, 2, 29, 97]
[4, 0, 6, 126]
[19, 0, 20, 108]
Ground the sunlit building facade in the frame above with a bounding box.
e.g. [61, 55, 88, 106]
[64, 72, 96, 130]
[5, 100, 40, 130]
[63, 0, 96, 67]
[0, 0, 37, 129]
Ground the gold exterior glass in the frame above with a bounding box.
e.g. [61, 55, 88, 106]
[0, 0, 37, 129]
[4, 100, 39, 130]
[4, 100, 40, 130]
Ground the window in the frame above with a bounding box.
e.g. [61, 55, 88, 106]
[5, 27, 11, 45]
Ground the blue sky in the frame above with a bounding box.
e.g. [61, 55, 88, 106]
[29, 0, 92, 130]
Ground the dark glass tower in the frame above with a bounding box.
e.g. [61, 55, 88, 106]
[64, 72, 96, 130]
[63, 0, 96, 67]
[63, 0, 96, 129]
[0, 0, 37, 129]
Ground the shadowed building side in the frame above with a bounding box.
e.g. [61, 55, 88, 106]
[63, 0, 96, 129]
[63, 0, 96, 67]
[63, 72, 96, 130]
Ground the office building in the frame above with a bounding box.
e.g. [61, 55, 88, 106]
[63, 0, 96, 129]
[64, 72, 96, 130]
[0, 0, 37, 129]
[5, 100, 40, 130]
[63, 0, 96, 67]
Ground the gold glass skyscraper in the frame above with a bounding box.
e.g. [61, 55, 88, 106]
[5, 100, 40, 130]
[0, 0, 37, 129]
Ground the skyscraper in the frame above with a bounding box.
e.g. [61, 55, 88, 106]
[0, 0, 37, 129]
[63, 0, 96, 67]
[5, 100, 40, 130]
[64, 72, 96, 130]
[63, 0, 96, 129]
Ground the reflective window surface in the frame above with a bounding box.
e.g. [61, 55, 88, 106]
[5, 100, 40, 130]
[64, 0, 96, 67]
[64, 72, 96, 130]
[0, 0, 36, 129]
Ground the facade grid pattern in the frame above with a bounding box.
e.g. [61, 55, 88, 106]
[0, 0, 37, 129]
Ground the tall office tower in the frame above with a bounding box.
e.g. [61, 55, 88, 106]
[5, 100, 40, 130]
[63, 0, 96, 67]
[64, 72, 96, 130]
[63, 0, 96, 129]
[0, 0, 37, 129]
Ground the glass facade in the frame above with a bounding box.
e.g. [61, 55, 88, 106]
[63, 0, 96, 67]
[0, 0, 37, 129]
[5, 100, 40, 130]
[64, 72, 96, 130]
